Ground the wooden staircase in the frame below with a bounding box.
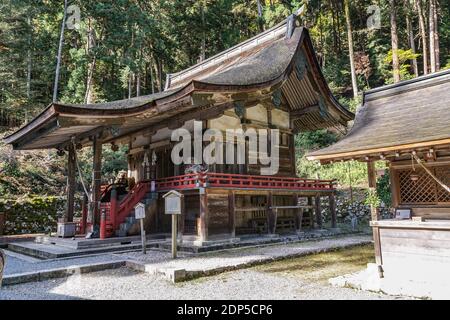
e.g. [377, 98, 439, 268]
[100, 182, 157, 238]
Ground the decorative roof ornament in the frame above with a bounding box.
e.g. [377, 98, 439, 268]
[318, 96, 329, 118]
[271, 89, 282, 108]
[234, 101, 246, 120]
[295, 51, 308, 81]
[110, 125, 121, 138]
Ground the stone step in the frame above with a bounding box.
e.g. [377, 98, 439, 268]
[113, 192, 158, 237]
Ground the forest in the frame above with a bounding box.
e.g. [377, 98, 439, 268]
[0, 0, 448, 201]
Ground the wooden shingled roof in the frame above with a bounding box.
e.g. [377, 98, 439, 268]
[4, 14, 353, 150]
[307, 70, 450, 163]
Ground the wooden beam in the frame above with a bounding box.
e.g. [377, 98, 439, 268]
[65, 142, 76, 223]
[228, 191, 236, 238]
[307, 138, 450, 162]
[290, 105, 319, 119]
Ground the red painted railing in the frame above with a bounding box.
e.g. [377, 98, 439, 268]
[155, 173, 335, 191]
[97, 173, 334, 238]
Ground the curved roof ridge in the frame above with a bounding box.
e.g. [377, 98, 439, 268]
[165, 19, 289, 90]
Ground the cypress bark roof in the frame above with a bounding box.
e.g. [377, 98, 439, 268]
[307, 70, 450, 162]
[4, 15, 353, 150]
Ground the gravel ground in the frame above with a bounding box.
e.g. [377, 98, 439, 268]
[117, 235, 372, 274]
[2, 251, 124, 275]
[1, 234, 409, 300]
[0, 266, 406, 300]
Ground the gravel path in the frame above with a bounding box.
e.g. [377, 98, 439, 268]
[0, 266, 406, 300]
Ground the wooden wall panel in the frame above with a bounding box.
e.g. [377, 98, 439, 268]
[380, 227, 450, 280]
[207, 193, 230, 235]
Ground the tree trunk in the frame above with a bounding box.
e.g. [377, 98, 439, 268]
[429, 0, 436, 73]
[26, 16, 32, 100]
[257, 0, 264, 32]
[433, 0, 440, 71]
[136, 73, 141, 97]
[405, 1, 419, 77]
[84, 18, 97, 104]
[390, 0, 401, 83]
[344, 0, 358, 98]
[416, 0, 428, 75]
[53, 0, 68, 102]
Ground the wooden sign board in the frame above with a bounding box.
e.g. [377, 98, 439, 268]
[395, 209, 411, 220]
[134, 202, 146, 219]
[163, 190, 183, 215]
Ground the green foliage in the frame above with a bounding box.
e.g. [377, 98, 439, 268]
[364, 188, 380, 208]
[383, 49, 420, 83]
[0, 195, 69, 234]
[295, 129, 338, 157]
[376, 170, 392, 207]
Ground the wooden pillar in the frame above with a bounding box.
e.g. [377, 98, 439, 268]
[228, 191, 236, 238]
[315, 194, 322, 229]
[293, 194, 303, 233]
[198, 188, 209, 242]
[65, 142, 76, 222]
[266, 191, 276, 234]
[0, 212, 5, 235]
[91, 134, 103, 228]
[307, 197, 314, 229]
[81, 193, 88, 234]
[389, 163, 399, 208]
[368, 160, 383, 276]
[329, 193, 337, 229]
[367, 161, 380, 221]
[110, 186, 118, 230]
[177, 194, 185, 239]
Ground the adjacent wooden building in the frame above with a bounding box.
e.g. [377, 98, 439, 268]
[4, 15, 354, 244]
[308, 70, 450, 281]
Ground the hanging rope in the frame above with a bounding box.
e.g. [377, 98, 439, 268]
[71, 139, 92, 201]
[412, 153, 450, 194]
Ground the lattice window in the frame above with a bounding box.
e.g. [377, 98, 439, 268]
[398, 166, 450, 205]
[436, 167, 450, 203]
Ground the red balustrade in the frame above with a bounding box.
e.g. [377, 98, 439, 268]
[155, 173, 335, 191]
